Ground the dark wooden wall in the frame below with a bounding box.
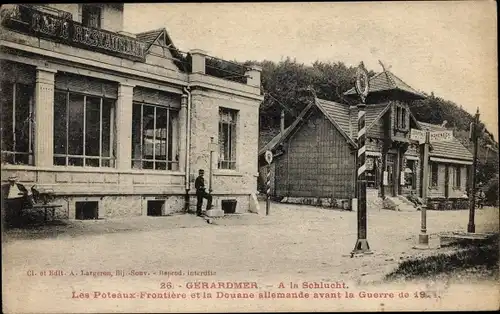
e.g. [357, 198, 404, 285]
[274, 109, 355, 198]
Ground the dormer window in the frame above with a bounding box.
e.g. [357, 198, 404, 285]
[394, 104, 409, 132]
[82, 5, 101, 28]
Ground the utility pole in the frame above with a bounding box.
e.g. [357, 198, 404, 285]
[417, 131, 430, 248]
[468, 108, 480, 233]
[352, 62, 371, 255]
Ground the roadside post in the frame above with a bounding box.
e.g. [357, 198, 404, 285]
[411, 127, 454, 248]
[468, 108, 480, 233]
[264, 150, 273, 216]
[352, 62, 371, 255]
[411, 129, 430, 248]
[208, 137, 218, 194]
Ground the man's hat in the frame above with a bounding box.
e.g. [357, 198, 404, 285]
[8, 175, 17, 181]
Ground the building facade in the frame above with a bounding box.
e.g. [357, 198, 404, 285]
[259, 71, 473, 209]
[1, 4, 262, 219]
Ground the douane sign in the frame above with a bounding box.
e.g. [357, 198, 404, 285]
[429, 130, 453, 143]
[2, 5, 146, 61]
[410, 128, 454, 144]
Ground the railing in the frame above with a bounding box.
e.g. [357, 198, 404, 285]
[147, 41, 252, 84]
[205, 56, 249, 84]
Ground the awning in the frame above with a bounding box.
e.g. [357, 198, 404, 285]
[405, 155, 420, 161]
[429, 157, 473, 165]
[366, 151, 382, 157]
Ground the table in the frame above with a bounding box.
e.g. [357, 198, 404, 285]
[31, 204, 63, 221]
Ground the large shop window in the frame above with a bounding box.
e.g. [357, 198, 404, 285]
[1, 82, 35, 165]
[218, 107, 238, 170]
[131, 103, 179, 171]
[53, 91, 115, 167]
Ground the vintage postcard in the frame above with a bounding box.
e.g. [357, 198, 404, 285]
[1, 2, 498, 313]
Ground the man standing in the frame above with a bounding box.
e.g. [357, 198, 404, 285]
[195, 169, 212, 216]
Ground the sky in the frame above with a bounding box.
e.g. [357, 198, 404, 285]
[124, 2, 498, 139]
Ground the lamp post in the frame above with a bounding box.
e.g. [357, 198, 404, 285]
[352, 62, 371, 255]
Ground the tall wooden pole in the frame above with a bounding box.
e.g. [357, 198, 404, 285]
[468, 108, 480, 233]
[418, 131, 430, 246]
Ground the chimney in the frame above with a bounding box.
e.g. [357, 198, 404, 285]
[280, 110, 285, 135]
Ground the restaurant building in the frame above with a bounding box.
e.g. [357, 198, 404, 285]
[259, 70, 472, 210]
[1, 4, 262, 219]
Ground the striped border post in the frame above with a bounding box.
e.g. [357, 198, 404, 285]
[266, 168, 271, 215]
[352, 62, 371, 255]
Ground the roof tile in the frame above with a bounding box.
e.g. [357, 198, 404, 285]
[344, 71, 425, 99]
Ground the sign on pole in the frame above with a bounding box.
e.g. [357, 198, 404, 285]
[411, 128, 454, 144]
[429, 130, 453, 143]
[410, 129, 426, 144]
[264, 150, 273, 164]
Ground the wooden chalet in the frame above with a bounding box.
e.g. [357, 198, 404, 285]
[259, 69, 473, 209]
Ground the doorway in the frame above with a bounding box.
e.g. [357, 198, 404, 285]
[386, 154, 396, 197]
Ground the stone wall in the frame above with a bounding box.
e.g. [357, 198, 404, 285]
[189, 89, 260, 212]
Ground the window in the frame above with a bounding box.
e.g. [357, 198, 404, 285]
[82, 5, 101, 28]
[53, 91, 115, 167]
[218, 108, 238, 170]
[1, 82, 35, 165]
[395, 105, 407, 130]
[453, 165, 461, 188]
[131, 103, 178, 171]
[430, 162, 439, 187]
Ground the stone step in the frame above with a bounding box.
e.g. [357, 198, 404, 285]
[382, 196, 418, 212]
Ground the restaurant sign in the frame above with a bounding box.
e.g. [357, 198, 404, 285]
[1, 5, 146, 61]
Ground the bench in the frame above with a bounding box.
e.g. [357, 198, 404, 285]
[30, 204, 63, 221]
[27, 186, 63, 221]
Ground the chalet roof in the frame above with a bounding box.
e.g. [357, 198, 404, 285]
[259, 98, 388, 155]
[344, 71, 426, 100]
[418, 121, 473, 161]
[135, 28, 185, 70]
[136, 28, 164, 46]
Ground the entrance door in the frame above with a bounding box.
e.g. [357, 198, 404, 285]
[386, 154, 396, 197]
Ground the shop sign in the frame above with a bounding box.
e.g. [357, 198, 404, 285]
[429, 130, 453, 143]
[2, 5, 146, 61]
[410, 129, 426, 144]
